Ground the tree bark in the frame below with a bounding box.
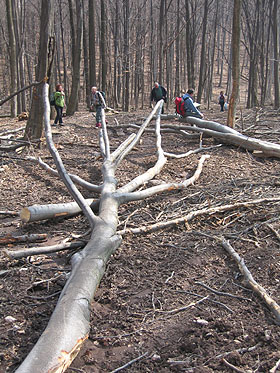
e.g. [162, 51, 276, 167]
[66, 0, 83, 115]
[123, 0, 130, 111]
[24, 0, 54, 140]
[20, 199, 96, 223]
[5, 0, 17, 117]
[88, 0, 96, 88]
[227, 0, 241, 128]
[272, 0, 279, 108]
[197, 0, 208, 104]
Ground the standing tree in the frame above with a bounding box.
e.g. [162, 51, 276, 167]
[272, 0, 279, 109]
[24, 0, 54, 141]
[227, 0, 241, 128]
[66, 0, 83, 115]
[197, 0, 208, 104]
[6, 0, 17, 117]
[100, 0, 107, 92]
[88, 0, 97, 89]
[123, 0, 130, 111]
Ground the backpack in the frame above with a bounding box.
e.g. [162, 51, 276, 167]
[50, 92, 55, 106]
[175, 96, 186, 117]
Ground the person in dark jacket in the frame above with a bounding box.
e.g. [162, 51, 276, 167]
[218, 91, 225, 111]
[182, 89, 204, 119]
[150, 82, 167, 113]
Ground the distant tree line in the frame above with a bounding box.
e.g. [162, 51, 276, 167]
[1, 0, 279, 118]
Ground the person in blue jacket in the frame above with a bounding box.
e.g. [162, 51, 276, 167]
[183, 89, 204, 119]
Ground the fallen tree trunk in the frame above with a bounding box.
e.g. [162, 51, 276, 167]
[4, 240, 86, 259]
[180, 116, 280, 158]
[221, 238, 280, 325]
[15, 96, 211, 372]
[0, 233, 47, 245]
[20, 198, 97, 223]
[16, 230, 122, 373]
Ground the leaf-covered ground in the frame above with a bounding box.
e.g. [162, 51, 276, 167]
[0, 105, 280, 372]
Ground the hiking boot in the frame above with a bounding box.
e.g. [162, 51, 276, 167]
[59, 123, 65, 126]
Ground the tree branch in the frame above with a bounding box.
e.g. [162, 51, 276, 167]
[220, 237, 280, 324]
[42, 83, 97, 228]
[116, 154, 210, 204]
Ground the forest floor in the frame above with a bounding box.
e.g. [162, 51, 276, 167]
[0, 102, 280, 373]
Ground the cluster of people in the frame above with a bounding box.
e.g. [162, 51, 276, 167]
[150, 82, 204, 119]
[51, 80, 227, 128]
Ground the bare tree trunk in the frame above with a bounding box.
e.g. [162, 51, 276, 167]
[6, 0, 17, 117]
[227, 0, 240, 128]
[66, 0, 83, 115]
[59, 0, 68, 103]
[272, 0, 279, 108]
[13, 0, 26, 113]
[197, 0, 208, 103]
[88, 0, 97, 88]
[123, 0, 130, 111]
[174, 0, 180, 95]
[100, 0, 107, 92]
[24, 0, 54, 140]
[158, 0, 165, 83]
[112, 0, 121, 107]
[82, 0, 90, 107]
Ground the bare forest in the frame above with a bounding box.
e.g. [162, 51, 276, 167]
[0, 0, 280, 372]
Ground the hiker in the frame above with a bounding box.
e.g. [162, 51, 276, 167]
[150, 82, 167, 114]
[182, 89, 204, 119]
[53, 84, 65, 126]
[90, 86, 105, 128]
[218, 91, 225, 112]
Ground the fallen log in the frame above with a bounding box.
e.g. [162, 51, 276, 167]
[221, 238, 280, 325]
[20, 198, 98, 223]
[4, 240, 86, 259]
[0, 233, 47, 245]
[179, 116, 280, 158]
[0, 210, 18, 217]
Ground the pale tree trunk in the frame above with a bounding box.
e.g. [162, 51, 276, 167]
[272, 0, 279, 108]
[13, 0, 26, 113]
[24, 0, 54, 141]
[88, 0, 97, 88]
[185, 0, 195, 88]
[174, 0, 180, 95]
[6, 0, 17, 117]
[123, 0, 130, 111]
[59, 0, 68, 101]
[197, 0, 208, 104]
[243, 1, 261, 108]
[150, 0, 156, 83]
[112, 0, 121, 107]
[208, 0, 219, 107]
[82, 0, 90, 106]
[66, 0, 83, 115]
[158, 0, 165, 83]
[100, 0, 107, 92]
[227, 0, 240, 129]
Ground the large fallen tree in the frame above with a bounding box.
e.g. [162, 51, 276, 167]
[15, 86, 210, 372]
[13, 85, 280, 372]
